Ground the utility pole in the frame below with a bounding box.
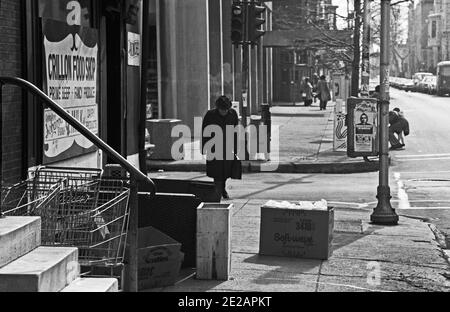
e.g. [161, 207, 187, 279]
[242, 42, 249, 129]
[0, 83, 3, 218]
[361, 0, 371, 97]
[352, 0, 362, 97]
[371, 0, 399, 225]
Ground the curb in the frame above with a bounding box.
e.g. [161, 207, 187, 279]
[429, 224, 448, 250]
[148, 159, 381, 174]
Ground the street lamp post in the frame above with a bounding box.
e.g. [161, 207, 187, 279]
[371, 0, 399, 225]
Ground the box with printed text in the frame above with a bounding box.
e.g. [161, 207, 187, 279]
[259, 202, 334, 260]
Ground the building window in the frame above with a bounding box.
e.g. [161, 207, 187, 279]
[282, 69, 290, 83]
[431, 21, 437, 39]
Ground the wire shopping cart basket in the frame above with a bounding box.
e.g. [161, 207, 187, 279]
[42, 178, 131, 269]
[1, 177, 62, 217]
[31, 167, 131, 268]
[32, 166, 103, 189]
[3, 167, 131, 271]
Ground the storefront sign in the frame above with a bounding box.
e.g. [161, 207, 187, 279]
[128, 32, 141, 66]
[42, 19, 99, 163]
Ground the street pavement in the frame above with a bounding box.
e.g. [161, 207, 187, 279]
[146, 89, 450, 291]
[385, 88, 450, 249]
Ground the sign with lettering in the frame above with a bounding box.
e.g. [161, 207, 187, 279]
[128, 32, 141, 66]
[259, 205, 334, 260]
[42, 19, 99, 163]
[347, 97, 379, 158]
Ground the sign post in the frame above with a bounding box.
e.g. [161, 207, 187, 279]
[371, 0, 399, 225]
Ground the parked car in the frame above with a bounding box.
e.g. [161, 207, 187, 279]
[412, 72, 433, 91]
[418, 76, 437, 94]
[391, 77, 400, 89]
[402, 79, 415, 92]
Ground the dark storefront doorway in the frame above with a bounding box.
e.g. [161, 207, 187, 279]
[102, 0, 123, 159]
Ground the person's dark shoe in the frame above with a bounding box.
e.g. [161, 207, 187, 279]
[222, 190, 230, 200]
[390, 144, 403, 150]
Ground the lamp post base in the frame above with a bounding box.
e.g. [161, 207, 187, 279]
[371, 186, 399, 225]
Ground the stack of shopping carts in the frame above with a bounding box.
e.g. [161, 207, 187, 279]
[1, 167, 131, 274]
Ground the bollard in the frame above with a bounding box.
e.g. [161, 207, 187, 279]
[196, 203, 233, 281]
[261, 104, 272, 155]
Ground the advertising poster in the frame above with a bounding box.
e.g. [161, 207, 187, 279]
[334, 112, 347, 152]
[42, 19, 99, 163]
[354, 101, 377, 153]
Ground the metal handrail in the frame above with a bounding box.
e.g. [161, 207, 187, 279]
[0, 76, 156, 196]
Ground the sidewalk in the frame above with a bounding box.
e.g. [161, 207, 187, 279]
[147, 102, 380, 174]
[146, 200, 450, 292]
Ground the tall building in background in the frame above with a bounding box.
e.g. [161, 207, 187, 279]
[407, 0, 450, 76]
[271, 0, 339, 103]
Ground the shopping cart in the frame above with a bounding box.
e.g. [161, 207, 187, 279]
[3, 167, 131, 279]
[1, 178, 62, 217]
[32, 166, 103, 189]
[30, 167, 131, 268]
[42, 179, 131, 267]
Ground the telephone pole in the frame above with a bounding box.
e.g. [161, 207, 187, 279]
[361, 0, 371, 97]
[351, 0, 362, 97]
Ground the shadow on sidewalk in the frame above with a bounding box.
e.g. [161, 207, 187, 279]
[272, 113, 327, 118]
[232, 175, 315, 199]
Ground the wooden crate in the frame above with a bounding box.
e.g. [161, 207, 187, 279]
[196, 203, 233, 280]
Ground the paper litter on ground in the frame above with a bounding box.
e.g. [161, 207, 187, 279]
[262, 200, 328, 211]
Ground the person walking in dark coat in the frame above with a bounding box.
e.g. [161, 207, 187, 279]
[202, 96, 241, 200]
[316, 75, 331, 111]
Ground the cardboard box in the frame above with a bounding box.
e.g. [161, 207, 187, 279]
[259, 206, 335, 260]
[138, 227, 184, 290]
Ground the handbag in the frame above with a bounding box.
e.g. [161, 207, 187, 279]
[231, 155, 242, 180]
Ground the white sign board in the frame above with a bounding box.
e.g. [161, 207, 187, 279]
[43, 19, 99, 162]
[128, 32, 141, 66]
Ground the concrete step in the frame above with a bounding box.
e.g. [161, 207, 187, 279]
[61, 278, 119, 292]
[0, 217, 41, 268]
[0, 246, 79, 292]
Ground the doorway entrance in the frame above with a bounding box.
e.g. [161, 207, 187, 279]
[101, 0, 125, 160]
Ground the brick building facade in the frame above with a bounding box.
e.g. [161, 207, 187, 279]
[0, 0, 24, 184]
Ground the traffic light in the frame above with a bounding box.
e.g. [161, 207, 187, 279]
[248, 1, 266, 44]
[231, 2, 246, 44]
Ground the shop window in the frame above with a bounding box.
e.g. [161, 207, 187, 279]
[39, 0, 93, 27]
[145, 26, 159, 120]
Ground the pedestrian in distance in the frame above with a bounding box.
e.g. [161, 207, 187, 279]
[316, 75, 331, 111]
[312, 73, 319, 104]
[304, 77, 314, 107]
[389, 108, 410, 150]
[202, 96, 242, 200]
[372, 85, 381, 100]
